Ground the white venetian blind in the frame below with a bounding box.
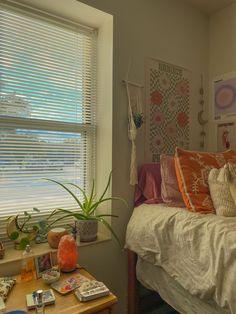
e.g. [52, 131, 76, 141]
[0, 1, 97, 246]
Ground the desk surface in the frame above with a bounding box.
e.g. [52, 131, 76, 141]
[6, 267, 117, 314]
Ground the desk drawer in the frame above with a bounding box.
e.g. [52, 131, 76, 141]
[97, 309, 110, 314]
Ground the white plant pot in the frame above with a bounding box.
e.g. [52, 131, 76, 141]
[77, 220, 98, 242]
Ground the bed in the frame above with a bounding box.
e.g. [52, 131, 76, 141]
[125, 149, 236, 314]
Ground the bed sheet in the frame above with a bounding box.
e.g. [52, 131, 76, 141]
[125, 203, 236, 313]
[136, 257, 230, 314]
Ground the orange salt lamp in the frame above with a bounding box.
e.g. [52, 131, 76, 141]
[57, 235, 78, 272]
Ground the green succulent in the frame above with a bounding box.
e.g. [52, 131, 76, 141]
[133, 112, 144, 129]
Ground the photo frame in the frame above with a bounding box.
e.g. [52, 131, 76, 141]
[34, 252, 53, 278]
[217, 122, 236, 151]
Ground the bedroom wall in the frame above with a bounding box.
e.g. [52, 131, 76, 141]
[78, 0, 208, 312]
[207, 3, 236, 151]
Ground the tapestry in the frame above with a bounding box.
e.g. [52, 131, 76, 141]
[145, 58, 191, 162]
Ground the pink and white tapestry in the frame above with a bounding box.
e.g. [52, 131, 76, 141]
[145, 58, 191, 162]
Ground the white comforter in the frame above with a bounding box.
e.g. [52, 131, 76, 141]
[125, 204, 236, 313]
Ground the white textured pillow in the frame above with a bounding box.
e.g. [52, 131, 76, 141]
[208, 163, 236, 217]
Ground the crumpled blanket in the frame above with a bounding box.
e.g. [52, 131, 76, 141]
[125, 204, 236, 313]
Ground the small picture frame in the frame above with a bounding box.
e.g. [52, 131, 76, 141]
[35, 252, 53, 278]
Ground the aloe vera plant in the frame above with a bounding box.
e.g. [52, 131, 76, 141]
[45, 172, 127, 245]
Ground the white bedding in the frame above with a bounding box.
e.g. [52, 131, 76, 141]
[137, 258, 230, 314]
[125, 203, 236, 313]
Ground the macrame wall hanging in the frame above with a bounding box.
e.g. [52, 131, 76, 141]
[123, 75, 144, 186]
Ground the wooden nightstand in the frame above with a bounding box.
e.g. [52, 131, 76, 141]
[6, 266, 117, 314]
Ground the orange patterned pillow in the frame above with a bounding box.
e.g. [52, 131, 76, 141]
[175, 147, 236, 213]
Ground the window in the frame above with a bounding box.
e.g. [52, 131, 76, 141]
[0, 1, 97, 245]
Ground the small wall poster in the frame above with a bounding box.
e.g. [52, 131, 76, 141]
[217, 122, 236, 151]
[214, 73, 236, 120]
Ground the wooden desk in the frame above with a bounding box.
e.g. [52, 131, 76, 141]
[6, 267, 117, 314]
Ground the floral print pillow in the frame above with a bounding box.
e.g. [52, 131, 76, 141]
[0, 277, 16, 300]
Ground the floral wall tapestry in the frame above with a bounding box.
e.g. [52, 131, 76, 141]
[145, 58, 191, 162]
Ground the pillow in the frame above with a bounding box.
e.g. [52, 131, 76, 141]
[134, 163, 162, 207]
[175, 147, 236, 213]
[208, 163, 236, 216]
[160, 154, 185, 207]
[0, 277, 16, 301]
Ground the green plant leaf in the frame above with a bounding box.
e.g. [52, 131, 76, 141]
[10, 231, 19, 240]
[43, 178, 84, 209]
[19, 237, 30, 250]
[47, 209, 88, 227]
[33, 207, 40, 212]
[98, 171, 112, 202]
[89, 196, 128, 216]
[96, 214, 118, 218]
[67, 182, 90, 213]
[87, 180, 95, 211]
[97, 217, 121, 247]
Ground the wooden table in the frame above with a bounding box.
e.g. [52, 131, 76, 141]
[6, 267, 117, 314]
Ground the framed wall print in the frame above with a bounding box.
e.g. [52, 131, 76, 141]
[213, 72, 236, 121]
[35, 252, 53, 278]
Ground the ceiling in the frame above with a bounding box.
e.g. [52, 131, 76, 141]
[183, 0, 235, 15]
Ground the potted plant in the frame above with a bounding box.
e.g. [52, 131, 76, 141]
[45, 172, 127, 245]
[6, 209, 39, 249]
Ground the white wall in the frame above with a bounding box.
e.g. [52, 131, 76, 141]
[2, 0, 209, 313]
[78, 0, 208, 312]
[208, 3, 236, 151]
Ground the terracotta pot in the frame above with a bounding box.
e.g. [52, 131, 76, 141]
[77, 220, 98, 242]
[47, 228, 68, 249]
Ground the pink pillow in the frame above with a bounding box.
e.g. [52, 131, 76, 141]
[134, 164, 162, 207]
[160, 154, 185, 207]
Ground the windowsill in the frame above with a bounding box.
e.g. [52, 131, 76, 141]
[0, 233, 110, 266]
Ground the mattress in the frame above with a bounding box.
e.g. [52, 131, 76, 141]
[125, 203, 236, 313]
[136, 257, 230, 314]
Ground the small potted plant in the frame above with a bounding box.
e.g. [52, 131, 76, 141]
[6, 209, 39, 249]
[46, 172, 127, 245]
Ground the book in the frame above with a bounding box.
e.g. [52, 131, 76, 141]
[26, 289, 55, 309]
[51, 274, 89, 294]
[74, 280, 110, 302]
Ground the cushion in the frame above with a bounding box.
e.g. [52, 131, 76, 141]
[0, 277, 16, 301]
[134, 164, 162, 207]
[208, 163, 236, 216]
[175, 147, 236, 213]
[160, 154, 185, 207]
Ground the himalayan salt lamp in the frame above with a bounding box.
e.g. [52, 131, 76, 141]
[57, 235, 78, 272]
